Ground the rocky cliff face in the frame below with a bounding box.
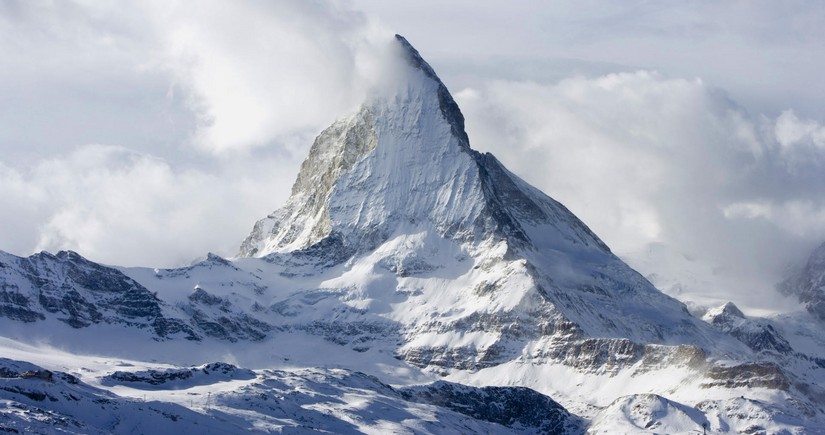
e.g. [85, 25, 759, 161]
[0, 250, 195, 338]
[239, 107, 378, 257]
[0, 250, 275, 343]
[703, 302, 793, 355]
[399, 381, 582, 433]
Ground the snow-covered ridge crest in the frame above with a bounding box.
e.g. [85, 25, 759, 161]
[239, 34, 476, 257]
[239, 34, 608, 261]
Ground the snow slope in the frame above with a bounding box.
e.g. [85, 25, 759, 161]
[1, 353, 581, 434]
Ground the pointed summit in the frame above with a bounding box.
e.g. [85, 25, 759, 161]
[236, 35, 733, 360]
[240, 35, 607, 260]
[393, 34, 440, 80]
[239, 35, 483, 257]
[393, 34, 469, 146]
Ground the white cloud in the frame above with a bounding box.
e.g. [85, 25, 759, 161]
[0, 0, 390, 266]
[139, 0, 392, 153]
[724, 199, 825, 239]
[775, 110, 825, 149]
[455, 72, 825, 311]
[457, 72, 752, 251]
[353, 0, 825, 118]
[0, 144, 301, 267]
[0, 0, 393, 157]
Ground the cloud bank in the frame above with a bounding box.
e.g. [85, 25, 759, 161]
[455, 72, 825, 311]
[0, 144, 302, 267]
[0, 0, 390, 267]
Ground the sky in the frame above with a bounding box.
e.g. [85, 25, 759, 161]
[1, 0, 824, 312]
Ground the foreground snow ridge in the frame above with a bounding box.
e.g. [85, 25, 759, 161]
[1, 35, 823, 434]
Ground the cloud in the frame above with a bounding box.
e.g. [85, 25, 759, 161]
[0, 144, 301, 267]
[354, 1, 825, 118]
[141, 0, 393, 153]
[455, 72, 825, 311]
[0, 0, 393, 158]
[775, 110, 825, 149]
[0, 0, 392, 267]
[0, 0, 193, 164]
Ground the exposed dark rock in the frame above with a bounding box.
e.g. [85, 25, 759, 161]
[38, 288, 102, 328]
[704, 302, 793, 355]
[302, 319, 396, 349]
[3, 250, 163, 330]
[0, 251, 205, 340]
[400, 381, 579, 434]
[399, 345, 505, 370]
[188, 288, 224, 306]
[1, 386, 52, 402]
[702, 362, 790, 390]
[103, 362, 256, 388]
[190, 309, 271, 342]
[0, 288, 43, 322]
[151, 317, 200, 341]
[0, 304, 44, 323]
[20, 370, 53, 382]
[106, 369, 193, 385]
[394, 34, 470, 148]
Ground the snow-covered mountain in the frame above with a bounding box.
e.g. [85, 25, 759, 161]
[1, 35, 824, 434]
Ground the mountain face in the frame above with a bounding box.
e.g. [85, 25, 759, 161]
[0, 250, 195, 337]
[702, 302, 792, 355]
[1, 35, 824, 434]
[239, 35, 608, 260]
[0, 250, 274, 343]
[779, 241, 825, 322]
[239, 35, 731, 361]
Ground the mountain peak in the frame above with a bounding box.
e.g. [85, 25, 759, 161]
[393, 34, 453, 94]
[235, 34, 726, 355]
[393, 35, 438, 81]
[239, 35, 615, 262]
[239, 35, 478, 257]
[393, 34, 470, 147]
